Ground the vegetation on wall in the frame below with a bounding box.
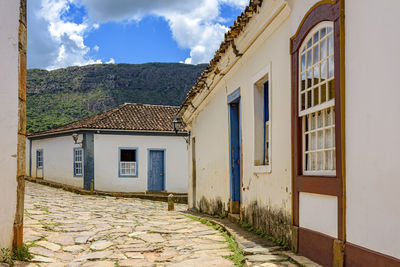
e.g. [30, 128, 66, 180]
[27, 63, 206, 133]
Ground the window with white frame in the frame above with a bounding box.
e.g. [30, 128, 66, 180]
[119, 148, 137, 177]
[254, 75, 271, 168]
[36, 149, 43, 169]
[299, 21, 335, 176]
[74, 148, 83, 176]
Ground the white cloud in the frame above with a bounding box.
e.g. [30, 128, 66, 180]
[28, 0, 247, 68]
[28, 0, 102, 70]
[80, 0, 246, 64]
[106, 58, 115, 64]
[220, 0, 248, 9]
[93, 45, 99, 52]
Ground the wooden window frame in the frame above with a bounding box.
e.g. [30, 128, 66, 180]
[291, 0, 345, 241]
[118, 147, 138, 178]
[73, 148, 83, 177]
[252, 64, 272, 173]
[36, 149, 43, 169]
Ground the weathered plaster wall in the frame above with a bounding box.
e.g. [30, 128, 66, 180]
[0, 0, 24, 249]
[29, 135, 84, 188]
[94, 134, 188, 193]
[345, 0, 400, 259]
[187, 0, 324, 246]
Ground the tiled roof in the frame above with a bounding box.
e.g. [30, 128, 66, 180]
[178, 0, 264, 117]
[28, 103, 181, 137]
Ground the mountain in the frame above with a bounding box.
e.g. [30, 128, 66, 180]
[27, 63, 206, 133]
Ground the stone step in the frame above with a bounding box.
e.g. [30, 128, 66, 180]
[228, 213, 240, 223]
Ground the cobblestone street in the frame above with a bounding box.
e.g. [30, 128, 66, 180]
[23, 182, 234, 266]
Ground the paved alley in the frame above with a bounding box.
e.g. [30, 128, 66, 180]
[23, 182, 234, 266]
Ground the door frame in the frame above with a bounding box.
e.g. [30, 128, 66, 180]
[147, 148, 166, 191]
[227, 88, 242, 214]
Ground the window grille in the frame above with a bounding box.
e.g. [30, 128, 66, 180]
[36, 150, 43, 169]
[299, 22, 336, 175]
[119, 149, 137, 177]
[120, 161, 137, 176]
[74, 148, 83, 176]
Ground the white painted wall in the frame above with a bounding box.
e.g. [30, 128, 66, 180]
[0, 0, 21, 249]
[299, 193, 338, 238]
[29, 135, 84, 188]
[94, 134, 188, 193]
[345, 0, 400, 259]
[187, 0, 322, 215]
[185, 0, 400, 260]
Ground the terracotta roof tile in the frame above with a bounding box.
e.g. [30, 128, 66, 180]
[28, 103, 181, 136]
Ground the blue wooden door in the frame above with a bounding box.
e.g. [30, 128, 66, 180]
[229, 103, 241, 202]
[148, 150, 165, 191]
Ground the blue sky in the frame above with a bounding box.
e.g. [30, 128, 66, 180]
[27, 0, 247, 70]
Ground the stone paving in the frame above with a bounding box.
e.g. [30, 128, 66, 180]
[22, 182, 235, 266]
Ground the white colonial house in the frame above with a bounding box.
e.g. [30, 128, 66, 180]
[0, 0, 26, 250]
[177, 0, 400, 266]
[27, 103, 188, 194]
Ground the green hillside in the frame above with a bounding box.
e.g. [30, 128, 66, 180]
[27, 63, 206, 133]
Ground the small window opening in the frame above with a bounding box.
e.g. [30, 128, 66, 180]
[36, 150, 43, 169]
[120, 149, 137, 177]
[254, 76, 271, 168]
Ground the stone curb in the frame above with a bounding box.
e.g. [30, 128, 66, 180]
[25, 177, 188, 204]
[184, 211, 321, 267]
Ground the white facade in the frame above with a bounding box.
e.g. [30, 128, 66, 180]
[345, 0, 400, 259]
[28, 133, 188, 193]
[182, 0, 400, 264]
[28, 135, 83, 188]
[0, 0, 23, 249]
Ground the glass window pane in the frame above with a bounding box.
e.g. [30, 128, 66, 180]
[307, 50, 312, 68]
[321, 83, 327, 103]
[317, 151, 323, 170]
[328, 34, 334, 56]
[307, 91, 312, 109]
[313, 31, 319, 44]
[301, 73, 306, 91]
[317, 131, 323, 149]
[325, 151, 330, 170]
[305, 154, 309, 170]
[321, 60, 327, 80]
[328, 79, 335, 100]
[327, 26, 333, 34]
[301, 93, 306, 111]
[310, 114, 315, 130]
[307, 38, 312, 49]
[328, 56, 334, 78]
[321, 39, 327, 59]
[317, 111, 323, 128]
[313, 65, 320, 85]
[301, 54, 306, 72]
[305, 134, 309, 152]
[311, 153, 316, 170]
[321, 28, 326, 38]
[307, 69, 312, 89]
[313, 87, 319, 106]
[313, 44, 319, 65]
[326, 108, 331, 126]
[305, 116, 309, 132]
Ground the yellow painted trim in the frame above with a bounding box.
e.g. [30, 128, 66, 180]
[339, 0, 346, 243]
